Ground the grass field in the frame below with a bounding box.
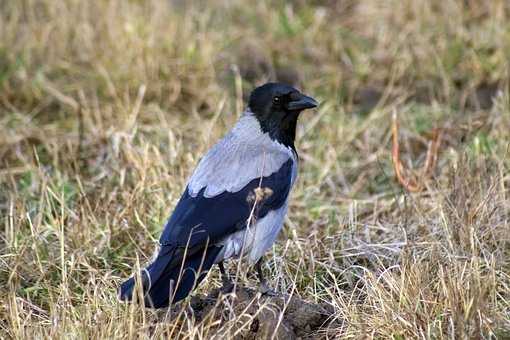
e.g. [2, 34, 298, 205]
[1, 0, 510, 338]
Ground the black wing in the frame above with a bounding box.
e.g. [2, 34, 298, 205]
[159, 158, 294, 248]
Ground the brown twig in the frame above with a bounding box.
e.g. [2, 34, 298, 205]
[391, 110, 443, 192]
[423, 128, 443, 176]
[77, 103, 84, 169]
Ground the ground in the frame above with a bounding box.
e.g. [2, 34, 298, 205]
[1, 1, 509, 338]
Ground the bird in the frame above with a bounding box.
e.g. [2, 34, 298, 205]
[119, 82, 318, 308]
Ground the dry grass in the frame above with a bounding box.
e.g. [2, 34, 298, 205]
[1, 0, 509, 338]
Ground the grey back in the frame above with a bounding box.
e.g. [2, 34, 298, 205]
[188, 111, 295, 198]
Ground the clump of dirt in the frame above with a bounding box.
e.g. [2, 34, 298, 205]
[185, 286, 336, 339]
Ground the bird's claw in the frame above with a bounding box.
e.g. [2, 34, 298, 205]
[221, 279, 235, 294]
[258, 282, 278, 297]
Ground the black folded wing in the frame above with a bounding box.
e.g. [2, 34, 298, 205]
[160, 158, 294, 249]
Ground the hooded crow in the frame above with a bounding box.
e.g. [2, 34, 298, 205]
[119, 82, 318, 308]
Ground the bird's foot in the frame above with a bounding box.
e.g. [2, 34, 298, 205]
[221, 279, 235, 294]
[218, 262, 235, 295]
[258, 282, 278, 297]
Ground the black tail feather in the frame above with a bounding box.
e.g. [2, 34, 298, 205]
[119, 245, 222, 308]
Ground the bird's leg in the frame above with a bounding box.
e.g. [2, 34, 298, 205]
[218, 262, 234, 293]
[255, 258, 278, 296]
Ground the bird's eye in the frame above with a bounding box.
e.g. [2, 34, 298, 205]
[273, 96, 281, 104]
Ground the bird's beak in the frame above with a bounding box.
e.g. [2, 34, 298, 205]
[286, 93, 318, 111]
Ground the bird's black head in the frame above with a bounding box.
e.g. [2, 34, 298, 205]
[248, 82, 318, 149]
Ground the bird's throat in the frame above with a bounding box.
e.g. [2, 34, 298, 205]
[259, 113, 298, 152]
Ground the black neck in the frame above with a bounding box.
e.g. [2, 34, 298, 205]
[258, 113, 298, 152]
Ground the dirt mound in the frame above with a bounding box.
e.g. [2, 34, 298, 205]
[185, 286, 336, 339]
